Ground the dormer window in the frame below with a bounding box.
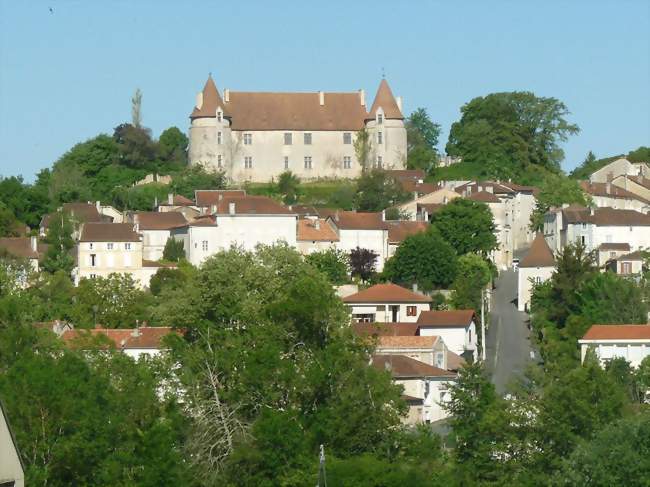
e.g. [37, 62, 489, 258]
[377, 113, 383, 124]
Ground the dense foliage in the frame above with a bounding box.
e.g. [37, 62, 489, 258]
[405, 108, 441, 172]
[570, 146, 650, 180]
[430, 198, 497, 256]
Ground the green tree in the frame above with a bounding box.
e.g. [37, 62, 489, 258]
[531, 174, 589, 230]
[113, 123, 157, 170]
[450, 254, 492, 311]
[636, 356, 650, 403]
[446, 91, 579, 178]
[575, 271, 647, 325]
[0, 204, 22, 236]
[383, 230, 458, 290]
[277, 171, 301, 204]
[430, 198, 497, 256]
[406, 108, 441, 172]
[305, 248, 350, 285]
[162, 237, 185, 262]
[158, 126, 188, 167]
[354, 128, 371, 170]
[170, 165, 227, 199]
[355, 169, 410, 212]
[149, 267, 188, 297]
[42, 210, 75, 274]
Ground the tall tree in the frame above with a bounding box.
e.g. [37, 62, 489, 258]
[430, 198, 497, 256]
[354, 128, 371, 170]
[42, 211, 75, 274]
[450, 254, 493, 311]
[305, 248, 350, 285]
[354, 169, 410, 212]
[277, 171, 301, 204]
[406, 108, 441, 172]
[131, 88, 143, 128]
[349, 247, 379, 282]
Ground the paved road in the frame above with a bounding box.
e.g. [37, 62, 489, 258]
[484, 269, 534, 394]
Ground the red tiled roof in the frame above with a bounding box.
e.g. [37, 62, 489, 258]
[79, 223, 140, 242]
[416, 310, 475, 327]
[171, 194, 195, 206]
[580, 181, 650, 204]
[386, 221, 428, 243]
[563, 207, 650, 226]
[352, 322, 421, 337]
[372, 354, 456, 378]
[297, 218, 339, 242]
[581, 324, 650, 341]
[0, 237, 40, 259]
[195, 190, 247, 207]
[62, 326, 180, 349]
[617, 251, 646, 261]
[133, 212, 187, 230]
[519, 233, 555, 268]
[387, 169, 426, 182]
[367, 79, 404, 120]
[344, 283, 432, 304]
[377, 335, 439, 348]
[214, 195, 295, 215]
[598, 243, 631, 251]
[401, 180, 438, 195]
[328, 211, 386, 230]
[467, 191, 501, 203]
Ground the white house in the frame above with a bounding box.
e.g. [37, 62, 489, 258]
[613, 174, 650, 202]
[343, 283, 432, 323]
[589, 158, 649, 184]
[580, 181, 650, 213]
[157, 193, 201, 220]
[372, 354, 456, 424]
[0, 401, 24, 487]
[327, 211, 389, 271]
[396, 186, 460, 221]
[296, 217, 339, 254]
[517, 233, 555, 312]
[416, 310, 478, 361]
[598, 243, 631, 268]
[172, 195, 297, 267]
[579, 324, 650, 367]
[128, 211, 188, 261]
[613, 250, 646, 276]
[0, 236, 44, 272]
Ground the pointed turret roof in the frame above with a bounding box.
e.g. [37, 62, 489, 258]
[520, 233, 555, 268]
[190, 75, 226, 119]
[367, 79, 404, 120]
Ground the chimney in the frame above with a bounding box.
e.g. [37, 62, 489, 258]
[396, 96, 403, 111]
[168, 193, 173, 205]
[319, 91, 325, 106]
[196, 92, 204, 109]
[412, 282, 419, 293]
[210, 204, 217, 214]
[359, 89, 365, 107]
[424, 209, 429, 221]
[315, 220, 320, 230]
[335, 210, 340, 222]
[218, 194, 224, 201]
[224, 88, 230, 103]
[589, 207, 595, 216]
[95, 201, 101, 211]
[381, 209, 386, 221]
[134, 223, 139, 233]
[31, 236, 38, 252]
[229, 202, 236, 215]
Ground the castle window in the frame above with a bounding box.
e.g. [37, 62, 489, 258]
[304, 156, 312, 169]
[125, 243, 131, 250]
[304, 133, 312, 145]
[202, 240, 209, 251]
[217, 132, 222, 145]
[90, 254, 97, 267]
[377, 155, 383, 168]
[284, 156, 289, 170]
[244, 133, 252, 145]
[343, 156, 351, 169]
[377, 113, 383, 124]
[244, 156, 253, 169]
[107, 243, 114, 250]
[284, 133, 292, 145]
[217, 111, 222, 122]
[377, 131, 383, 144]
[343, 132, 352, 144]
[217, 154, 222, 168]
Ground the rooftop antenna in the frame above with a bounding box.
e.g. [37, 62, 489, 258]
[381, 67, 386, 79]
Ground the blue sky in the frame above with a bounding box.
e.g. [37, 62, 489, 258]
[0, 0, 648, 181]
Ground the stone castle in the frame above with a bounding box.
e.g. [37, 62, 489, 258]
[187, 75, 407, 182]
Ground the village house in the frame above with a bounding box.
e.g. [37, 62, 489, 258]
[39, 201, 121, 237]
[326, 211, 390, 271]
[580, 181, 650, 213]
[61, 325, 180, 361]
[416, 310, 478, 361]
[171, 195, 297, 266]
[598, 243, 631, 268]
[613, 174, 650, 202]
[611, 250, 646, 276]
[517, 233, 556, 312]
[543, 206, 650, 255]
[579, 324, 650, 367]
[75, 222, 168, 288]
[343, 283, 432, 323]
[396, 186, 461, 221]
[156, 193, 201, 220]
[0, 236, 45, 272]
[188, 75, 406, 182]
[372, 354, 456, 424]
[386, 220, 429, 257]
[126, 211, 188, 261]
[0, 401, 24, 487]
[588, 157, 649, 184]
[296, 217, 339, 254]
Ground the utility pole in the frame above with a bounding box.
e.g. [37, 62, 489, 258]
[317, 444, 327, 487]
[481, 288, 486, 362]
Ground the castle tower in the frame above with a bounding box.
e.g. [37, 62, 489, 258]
[188, 75, 232, 173]
[365, 79, 407, 170]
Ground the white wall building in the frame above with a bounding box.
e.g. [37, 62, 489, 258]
[589, 158, 649, 184]
[416, 310, 478, 361]
[296, 218, 339, 254]
[343, 283, 432, 323]
[580, 181, 650, 213]
[327, 211, 389, 271]
[127, 211, 188, 261]
[517, 233, 555, 312]
[579, 325, 650, 368]
[188, 75, 407, 182]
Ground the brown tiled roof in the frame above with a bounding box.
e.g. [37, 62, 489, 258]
[628, 175, 650, 189]
[297, 218, 339, 242]
[377, 335, 439, 348]
[617, 251, 646, 261]
[520, 233, 555, 268]
[62, 326, 180, 349]
[386, 221, 428, 243]
[314, 208, 339, 220]
[352, 322, 421, 337]
[170, 194, 195, 206]
[133, 212, 187, 230]
[79, 223, 140, 242]
[501, 182, 540, 195]
[187, 215, 217, 227]
[401, 180, 438, 195]
[446, 350, 466, 371]
[563, 207, 650, 226]
[367, 79, 404, 120]
[329, 211, 386, 230]
[214, 195, 295, 215]
[455, 181, 514, 195]
[598, 243, 631, 251]
[581, 324, 650, 341]
[41, 203, 103, 230]
[195, 190, 246, 207]
[372, 354, 456, 378]
[416, 310, 475, 327]
[467, 191, 501, 203]
[0, 237, 40, 259]
[580, 181, 650, 204]
[344, 283, 432, 303]
[387, 169, 426, 182]
[190, 76, 226, 119]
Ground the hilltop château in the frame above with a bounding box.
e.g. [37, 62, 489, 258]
[187, 75, 407, 182]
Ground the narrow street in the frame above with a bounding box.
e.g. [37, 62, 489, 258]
[484, 269, 534, 394]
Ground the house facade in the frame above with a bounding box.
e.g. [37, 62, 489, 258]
[188, 75, 407, 182]
[296, 217, 339, 254]
[579, 324, 650, 367]
[126, 211, 188, 261]
[396, 187, 460, 221]
[580, 181, 650, 213]
[327, 211, 389, 271]
[589, 158, 649, 184]
[517, 233, 555, 312]
[416, 310, 478, 361]
[0, 236, 44, 272]
[343, 283, 432, 323]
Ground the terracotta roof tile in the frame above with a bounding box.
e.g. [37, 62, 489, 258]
[328, 211, 387, 230]
[133, 212, 187, 230]
[580, 181, 650, 204]
[62, 326, 181, 349]
[195, 190, 246, 207]
[0, 237, 40, 259]
[190, 76, 226, 119]
[214, 195, 295, 215]
[416, 310, 475, 327]
[446, 350, 466, 371]
[599, 243, 631, 251]
[377, 335, 439, 348]
[581, 324, 650, 341]
[387, 169, 426, 182]
[519, 233, 555, 268]
[352, 322, 420, 337]
[563, 207, 650, 226]
[386, 221, 428, 243]
[401, 180, 438, 194]
[367, 79, 404, 120]
[297, 218, 339, 242]
[344, 283, 432, 303]
[171, 194, 195, 206]
[79, 223, 140, 242]
[372, 354, 456, 378]
[467, 191, 501, 203]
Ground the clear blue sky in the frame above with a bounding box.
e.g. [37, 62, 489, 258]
[1, 0, 648, 181]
